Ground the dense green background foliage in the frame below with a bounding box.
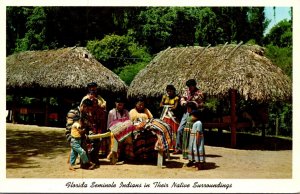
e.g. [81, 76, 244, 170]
[6, 6, 292, 137]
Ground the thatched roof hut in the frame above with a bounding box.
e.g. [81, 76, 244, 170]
[6, 47, 127, 126]
[128, 43, 292, 147]
[128, 44, 292, 102]
[6, 46, 127, 94]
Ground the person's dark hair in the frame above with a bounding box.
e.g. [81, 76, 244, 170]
[186, 101, 197, 111]
[166, 84, 176, 91]
[186, 79, 197, 87]
[136, 97, 145, 104]
[190, 110, 201, 119]
[115, 97, 126, 103]
[81, 98, 93, 107]
[87, 82, 98, 88]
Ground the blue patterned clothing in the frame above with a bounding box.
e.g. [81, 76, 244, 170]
[187, 120, 205, 162]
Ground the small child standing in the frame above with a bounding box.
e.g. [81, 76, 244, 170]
[69, 115, 95, 171]
[182, 101, 198, 159]
[186, 110, 205, 170]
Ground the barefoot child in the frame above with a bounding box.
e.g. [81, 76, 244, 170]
[186, 110, 205, 170]
[69, 115, 95, 171]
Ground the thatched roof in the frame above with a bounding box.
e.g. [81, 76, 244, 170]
[6, 47, 127, 93]
[128, 44, 292, 102]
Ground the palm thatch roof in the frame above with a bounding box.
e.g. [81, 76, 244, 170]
[128, 44, 292, 102]
[6, 47, 127, 94]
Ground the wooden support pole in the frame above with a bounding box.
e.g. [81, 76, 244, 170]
[12, 95, 17, 124]
[230, 89, 237, 148]
[175, 47, 187, 62]
[157, 150, 164, 168]
[44, 97, 49, 126]
[226, 41, 243, 60]
[216, 42, 228, 56]
[275, 117, 279, 136]
[191, 44, 211, 64]
[155, 46, 171, 62]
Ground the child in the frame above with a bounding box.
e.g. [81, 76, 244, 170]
[182, 101, 197, 159]
[186, 110, 205, 170]
[69, 115, 95, 171]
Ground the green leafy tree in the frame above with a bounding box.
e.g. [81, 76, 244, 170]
[14, 7, 48, 52]
[169, 7, 199, 47]
[265, 45, 292, 78]
[87, 33, 151, 73]
[118, 62, 148, 85]
[264, 17, 292, 78]
[264, 19, 292, 48]
[268, 102, 292, 137]
[134, 7, 177, 53]
[87, 34, 132, 71]
[212, 7, 241, 43]
[248, 7, 269, 45]
[195, 7, 224, 46]
[6, 7, 33, 55]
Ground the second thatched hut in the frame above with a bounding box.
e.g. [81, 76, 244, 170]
[128, 43, 292, 147]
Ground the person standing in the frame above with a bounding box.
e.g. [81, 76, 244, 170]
[66, 99, 93, 143]
[69, 115, 95, 171]
[80, 82, 107, 166]
[80, 82, 107, 133]
[174, 79, 204, 154]
[186, 110, 205, 170]
[182, 101, 197, 159]
[159, 84, 180, 150]
[159, 84, 179, 111]
[66, 98, 94, 168]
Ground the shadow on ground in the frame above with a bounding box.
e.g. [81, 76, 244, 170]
[6, 125, 291, 170]
[6, 128, 68, 169]
[205, 131, 292, 150]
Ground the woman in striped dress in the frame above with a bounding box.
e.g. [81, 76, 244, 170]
[159, 84, 180, 150]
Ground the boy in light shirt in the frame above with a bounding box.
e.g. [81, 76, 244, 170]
[69, 115, 95, 171]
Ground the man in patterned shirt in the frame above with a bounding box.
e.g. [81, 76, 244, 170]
[80, 82, 107, 166]
[174, 79, 204, 154]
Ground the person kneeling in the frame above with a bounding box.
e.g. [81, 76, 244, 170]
[69, 115, 95, 171]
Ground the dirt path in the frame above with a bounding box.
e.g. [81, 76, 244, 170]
[6, 123, 292, 179]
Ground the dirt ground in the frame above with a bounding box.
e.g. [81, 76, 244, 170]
[6, 123, 292, 179]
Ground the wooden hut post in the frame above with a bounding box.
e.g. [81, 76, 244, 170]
[230, 89, 237, 147]
[11, 94, 18, 124]
[44, 96, 49, 126]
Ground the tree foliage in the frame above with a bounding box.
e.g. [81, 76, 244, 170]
[7, 6, 270, 55]
[14, 7, 48, 52]
[7, 7, 33, 53]
[87, 33, 151, 72]
[194, 7, 222, 46]
[118, 62, 148, 86]
[265, 45, 292, 78]
[264, 19, 292, 48]
[6, 6, 293, 136]
[87, 35, 132, 70]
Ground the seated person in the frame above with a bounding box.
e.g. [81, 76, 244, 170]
[107, 97, 129, 128]
[129, 97, 153, 124]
